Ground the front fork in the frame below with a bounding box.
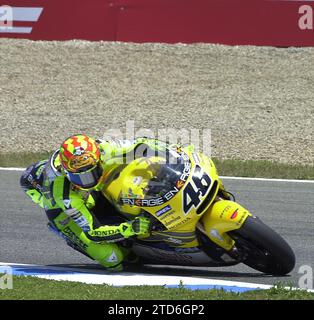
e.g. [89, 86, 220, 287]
[200, 199, 252, 252]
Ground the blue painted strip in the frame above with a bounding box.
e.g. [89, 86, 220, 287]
[165, 284, 258, 293]
[6, 264, 84, 276]
[11, 268, 77, 276]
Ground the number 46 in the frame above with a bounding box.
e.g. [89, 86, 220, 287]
[183, 165, 211, 214]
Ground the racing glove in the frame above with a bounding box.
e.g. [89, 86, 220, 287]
[119, 216, 151, 238]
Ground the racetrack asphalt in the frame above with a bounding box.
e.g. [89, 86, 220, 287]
[0, 170, 313, 287]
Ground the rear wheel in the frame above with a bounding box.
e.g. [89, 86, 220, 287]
[229, 216, 295, 275]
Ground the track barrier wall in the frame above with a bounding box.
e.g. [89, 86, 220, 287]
[0, 1, 313, 46]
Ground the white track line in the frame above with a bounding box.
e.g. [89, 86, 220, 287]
[1, 167, 313, 183]
[0, 167, 26, 171]
[0, 167, 25, 171]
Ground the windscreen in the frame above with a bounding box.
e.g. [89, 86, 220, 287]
[142, 148, 191, 200]
[118, 146, 192, 207]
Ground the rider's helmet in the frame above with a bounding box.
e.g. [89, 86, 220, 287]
[59, 134, 103, 189]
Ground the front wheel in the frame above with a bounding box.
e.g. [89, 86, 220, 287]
[229, 216, 295, 275]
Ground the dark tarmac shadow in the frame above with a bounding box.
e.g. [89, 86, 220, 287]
[46, 263, 291, 281]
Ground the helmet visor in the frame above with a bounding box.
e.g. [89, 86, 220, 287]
[66, 164, 103, 189]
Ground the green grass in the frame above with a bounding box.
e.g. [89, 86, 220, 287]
[0, 152, 313, 180]
[212, 158, 314, 180]
[0, 152, 51, 168]
[0, 277, 313, 300]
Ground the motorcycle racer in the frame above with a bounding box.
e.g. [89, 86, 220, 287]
[20, 135, 156, 271]
[20, 134, 230, 271]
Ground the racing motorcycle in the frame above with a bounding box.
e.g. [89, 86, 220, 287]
[101, 143, 295, 275]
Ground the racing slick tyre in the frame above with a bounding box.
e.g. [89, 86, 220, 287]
[229, 216, 296, 275]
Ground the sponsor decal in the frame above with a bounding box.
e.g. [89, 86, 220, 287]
[219, 205, 232, 219]
[298, 5, 313, 30]
[0, 6, 43, 34]
[121, 192, 170, 207]
[27, 174, 43, 192]
[176, 180, 185, 189]
[120, 191, 142, 200]
[230, 209, 239, 220]
[0, 5, 12, 29]
[106, 250, 119, 263]
[75, 216, 90, 230]
[164, 216, 181, 227]
[182, 164, 212, 215]
[166, 237, 183, 245]
[63, 226, 88, 250]
[63, 199, 71, 209]
[170, 217, 191, 229]
[65, 209, 90, 231]
[237, 212, 247, 226]
[156, 205, 172, 217]
[158, 209, 175, 220]
[92, 229, 120, 237]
